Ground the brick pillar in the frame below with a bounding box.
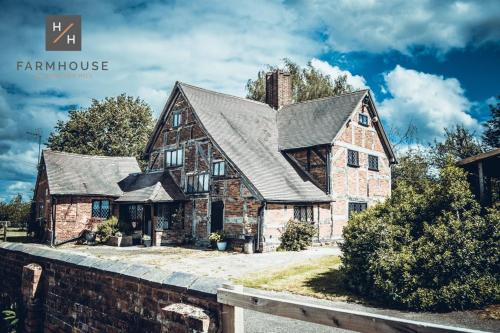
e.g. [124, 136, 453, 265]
[21, 263, 43, 333]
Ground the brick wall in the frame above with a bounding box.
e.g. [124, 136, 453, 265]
[0, 243, 224, 333]
[330, 102, 392, 237]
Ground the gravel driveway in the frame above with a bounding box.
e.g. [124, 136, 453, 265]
[59, 244, 341, 278]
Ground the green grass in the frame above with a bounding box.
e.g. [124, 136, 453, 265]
[232, 255, 357, 301]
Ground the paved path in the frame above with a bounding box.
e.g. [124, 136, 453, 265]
[61, 244, 340, 278]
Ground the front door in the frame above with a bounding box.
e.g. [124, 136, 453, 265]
[210, 201, 224, 233]
[144, 205, 152, 236]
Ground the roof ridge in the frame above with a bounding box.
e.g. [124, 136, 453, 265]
[178, 82, 272, 107]
[44, 149, 136, 160]
[279, 89, 368, 111]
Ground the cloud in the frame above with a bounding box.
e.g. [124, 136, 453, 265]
[310, 58, 368, 90]
[378, 65, 481, 142]
[300, 0, 500, 54]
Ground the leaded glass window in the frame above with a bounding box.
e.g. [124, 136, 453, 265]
[92, 200, 110, 219]
[368, 155, 379, 171]
[348, 202, 367, 218]
[293, 206, 314, 222]
[186, 173, 209, 193]
[347, 150, 359, 167]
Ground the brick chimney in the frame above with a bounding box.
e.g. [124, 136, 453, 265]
[265, 70, 292, 109]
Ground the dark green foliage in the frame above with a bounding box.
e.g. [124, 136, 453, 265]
[482, 96, 500, 148]
[341, 164, 500, 311]
[279, 219, 317, 251]
[95, 216, 119, 243]
[429, 125, 484, 169]
[0, 194, 31, 229]
[246, 58, 353, 103]
[0, 295, 18, 333]
[47, 94, 154, 169]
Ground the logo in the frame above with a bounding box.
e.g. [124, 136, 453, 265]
[45, 15, 81, 51]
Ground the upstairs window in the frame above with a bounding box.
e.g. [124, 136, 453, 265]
[348, 202, 367, 218]
[172, 111, 182, 128]
[359, 113, 369, 126]
[212, 161, 225, 177]
[165, 148, 183, 167]
[347, 150, 359, 167]
[92, 200, 110, 219]
[368, 155, 379, 171]
[294, 206, 314, 222]
[186, 173, 210, 193]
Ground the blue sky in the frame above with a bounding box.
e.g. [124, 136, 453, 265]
[0, 0, 499, 201]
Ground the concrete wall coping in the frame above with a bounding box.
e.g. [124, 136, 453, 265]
[0, 242, 227, 299]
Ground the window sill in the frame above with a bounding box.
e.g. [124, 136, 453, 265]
[358, 122, 369, 127]
[347, 164, 360, 168]
[368, 168, 379, 172]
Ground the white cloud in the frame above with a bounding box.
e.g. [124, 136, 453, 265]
[379, 65, 481, 142]
[310, 58, 368, 90]
[300, 0, 500, 54]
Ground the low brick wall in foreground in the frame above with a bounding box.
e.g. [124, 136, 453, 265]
[0, 243, 227, 333]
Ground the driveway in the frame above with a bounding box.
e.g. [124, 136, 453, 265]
[59, 244, 340, 279]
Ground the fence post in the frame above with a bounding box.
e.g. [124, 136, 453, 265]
[2, 222, 6, 242]
[21, 263, 43, 333]
[221, 284, 244, 333]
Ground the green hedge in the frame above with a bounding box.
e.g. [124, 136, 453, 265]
[341, 165, 500, 311]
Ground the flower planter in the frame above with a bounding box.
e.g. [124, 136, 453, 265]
[120, 235, 133, 247]
[108, 235, 122, 247]
[143, 239, 152, 247]
[216, 241, 227, 251]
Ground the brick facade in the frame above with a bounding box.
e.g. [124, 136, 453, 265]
[147, 93, 262, 246]
[0, 243, 223, 333]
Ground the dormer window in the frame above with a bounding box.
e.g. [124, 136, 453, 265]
[359, 113, 369, 126]
[172, 111, 182, 128]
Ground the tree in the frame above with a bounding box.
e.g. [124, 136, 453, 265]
[482, 96, 500, 148]
[429, 125, 483, 169]
[47, 94, 154, 168]
[246, 58, 354, 103]
[0, 194, 31, 229]
[391, 148, 432, 191]
[341, 164, 500, 311]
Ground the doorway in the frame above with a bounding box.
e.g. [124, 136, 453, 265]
[210, 201, 224, 233]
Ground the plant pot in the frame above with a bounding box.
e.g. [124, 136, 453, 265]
[108, 235, 122, 247]
[120, 235, 133, 247]
[143, 239, 152, 247]
[216, 241, 227, 251]
[84, 231, 96, 243]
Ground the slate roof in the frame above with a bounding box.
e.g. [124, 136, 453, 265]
[278, 90, 368, 150]
[178, 83, 331, 202]
[116, 172, 185, 203]
[42, 150, 141, 196]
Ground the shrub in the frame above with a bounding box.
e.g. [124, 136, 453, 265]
[341, 165, 500, 311]
[95, 216, 119, 243]
[279, 219, 316, 251]
[209, 231, 225, 242]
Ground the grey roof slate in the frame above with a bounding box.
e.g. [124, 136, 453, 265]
[43, 150, 141, 196]
[278, 90, 368, 150]
[116, 172, 185, 202]
[179, 83, 331, 202]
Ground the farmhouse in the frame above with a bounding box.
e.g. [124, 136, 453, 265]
[32, 70, 395, 250]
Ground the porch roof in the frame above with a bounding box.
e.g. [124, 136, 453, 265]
[116, 172, 185, 203]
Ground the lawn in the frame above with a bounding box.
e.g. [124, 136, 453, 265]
[232, 255, 356, 302]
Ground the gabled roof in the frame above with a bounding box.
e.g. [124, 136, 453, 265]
[178, 83, 331, 202]
[42, 150, 141, 196]
[278, 90, 368, 150]
[116, 172, 185, 203]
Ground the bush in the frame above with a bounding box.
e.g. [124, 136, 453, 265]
[95, 216, 119, 243]
[341, 165, 500, 311]
[279, 219, 316, 251]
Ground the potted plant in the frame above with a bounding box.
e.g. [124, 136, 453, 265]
[209, 231, 227, 251]
[107, 231, 122, 247]
[142, 235, 152, 247]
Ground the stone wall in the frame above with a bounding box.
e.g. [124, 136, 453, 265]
[0, 243, 225, 333]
